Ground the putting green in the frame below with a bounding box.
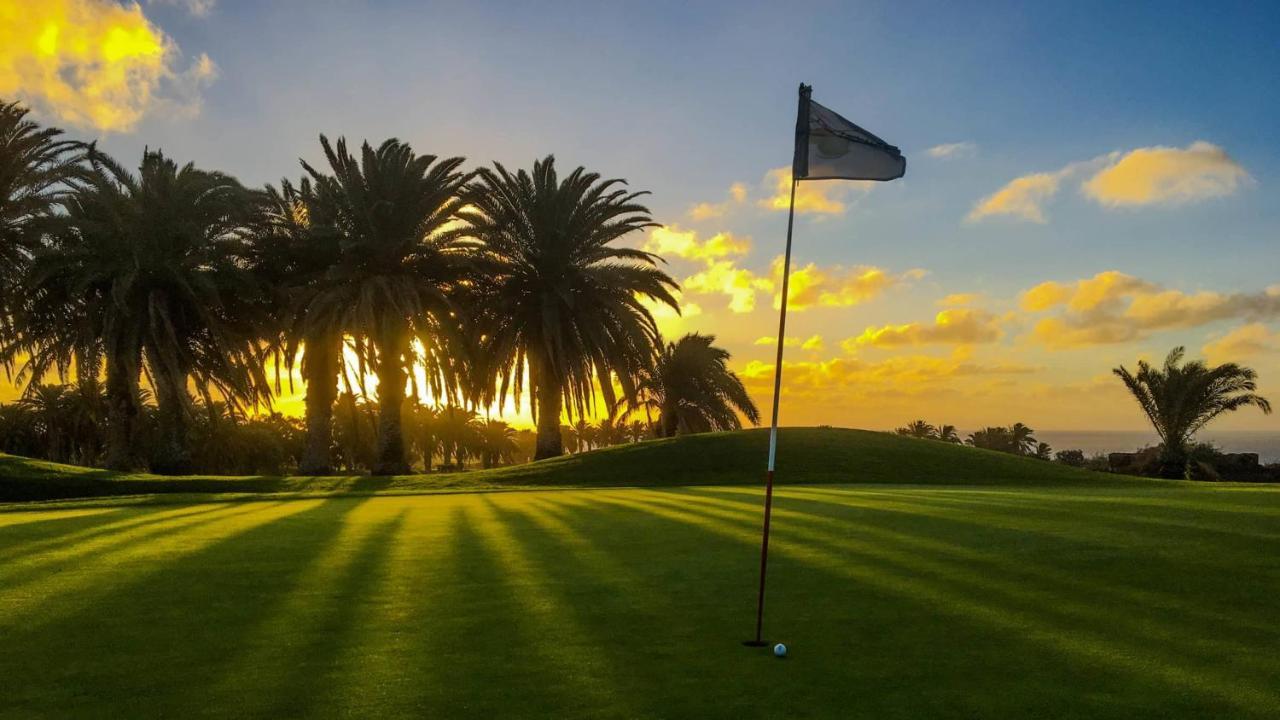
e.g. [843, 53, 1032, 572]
[2, 483, 1279, 718]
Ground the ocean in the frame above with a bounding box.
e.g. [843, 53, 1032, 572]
[1033, 430, 1280, 464]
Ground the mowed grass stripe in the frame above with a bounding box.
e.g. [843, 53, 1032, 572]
[1, 486, 1278, 719]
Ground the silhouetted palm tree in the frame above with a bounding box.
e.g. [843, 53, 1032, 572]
[1115, 346, 1271, 478]
[247, 178, 347, 474]
[301, 136, 471, 474]
[462, 156, 678, 458]
[936, 424, 962, 444]
[895, 420, 936, 439]
[476, 418, 518, 468]
[1009, 422, 1038, 456]
[0, 101, 85, 344]
[22, 150, 266, 472]
[635, 333, 759, 438]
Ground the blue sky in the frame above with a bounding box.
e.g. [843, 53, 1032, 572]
[6, 0, 1280, 431]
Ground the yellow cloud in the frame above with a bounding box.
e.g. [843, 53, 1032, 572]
[801, 334, 824, 351]
[683, 260, 771, 313]
[1020, 271, 1154, 313]
[642, 226, 750, 262]
[937, 292, 981, 307]
[1082, 141, 1249, 207]
[967, 171, 1061, 223]
[0, 0, 215, 132]
[688, 182, 748, 220]
[1203, 323, 1279, 365]
[758, 166, 871, 215]
[1023, 271, 1280, 348]
[848, 309, 1003, 348]
[773, 258, 926, 311]
[740, 352, 1039, 398]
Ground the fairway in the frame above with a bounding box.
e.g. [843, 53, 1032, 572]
[3, 483, 1279, 719]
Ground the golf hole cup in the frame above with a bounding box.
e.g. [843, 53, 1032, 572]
[773, 643, 787, 658]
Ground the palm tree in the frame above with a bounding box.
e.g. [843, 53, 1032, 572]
[0, 101, 85, 343]
[635, 333, 759, 438]
[895, 420, 936, 439]
[301, 136, 471, 475]
[406, 402, 439, 471]
[936, 424, 962, 444]
[21, 150, 267, 472]
[476, 418, 518, 468]
[246, 178, 346, 474]
[1033, 442, 1053, 460]
[462, 156, 679, 459]
[436, 405, 479, 469]
[1009, 422, 1038, 456]
[627, 419, 649, 443]
[1115, 347, 1271, 478]
[967, 427, 1015, 453]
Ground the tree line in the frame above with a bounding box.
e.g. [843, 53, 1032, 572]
[0, 100, 759, 475]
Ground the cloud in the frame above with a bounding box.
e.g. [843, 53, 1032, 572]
[753, 334, 824, 350]
[642, 226, 750, 262]
[758, 167, 872, 215]
[926, 142, 977, 160]
[148, 0, 216, 17]
[847, 309, 1003, 348]
[969, 142, 1247, 223]
[1082, 142, 1249, 207]
[1022, 271, 1280, 348]
[937, 292, 982, 307]
[688, 182, 748, 221]
[683, 260, 772, 313]
[739, 352, 1040, 399]
[1202, 324, 1280, 365]
[967, 171, 1063, 223]
[773, 259, 926, 312]
[0, 0, 216, 133]
[682, 251, 924, 315]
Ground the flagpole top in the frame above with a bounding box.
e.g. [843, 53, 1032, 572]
[799, 83, 812, 97]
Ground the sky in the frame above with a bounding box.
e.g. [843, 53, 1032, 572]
[3, 0, 1280, 433]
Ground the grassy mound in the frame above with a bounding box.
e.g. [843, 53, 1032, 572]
[0, 427, 1133, 503]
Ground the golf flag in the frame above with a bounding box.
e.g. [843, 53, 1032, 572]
[749, 84, 905, 649]
[793, 84, 906, 182]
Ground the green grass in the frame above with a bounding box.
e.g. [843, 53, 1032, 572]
[2, 430, 1277, 717]
[1, 484, 1278, 718]
[0, 427, 1140, 503]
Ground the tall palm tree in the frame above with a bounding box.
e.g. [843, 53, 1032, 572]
[246, 178, 348, 474]
[21, 150, 267, 472]
[0, 100, 85, 343]
[301, 136, 472, 474]
[1115, 346, 1271, 478]
[462, 156, 679, 459]
[635, 333, 759, 438]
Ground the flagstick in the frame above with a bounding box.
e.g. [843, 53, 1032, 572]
[747, 176, 798, 647]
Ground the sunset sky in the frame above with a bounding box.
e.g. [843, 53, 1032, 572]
[3, 0, 1279, 432]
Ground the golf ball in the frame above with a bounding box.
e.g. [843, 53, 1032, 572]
[773, 643, 787, 657]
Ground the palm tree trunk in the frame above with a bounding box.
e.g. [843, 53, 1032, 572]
[104, 348, 139, 471]
[299, 336, 339, 475]
[150, 367, 193, 475]
[533, 376, 563, 460]
[372, 328, 409, 475]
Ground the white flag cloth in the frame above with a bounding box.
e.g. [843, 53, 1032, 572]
[793, 85, 905, 182]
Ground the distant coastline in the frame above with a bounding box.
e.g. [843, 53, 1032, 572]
[1033, 430, 1280, 464]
